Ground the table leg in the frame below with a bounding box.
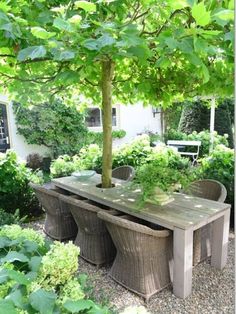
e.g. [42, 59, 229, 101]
[173, 227, 193, 298]
[211, 208, 230, 269]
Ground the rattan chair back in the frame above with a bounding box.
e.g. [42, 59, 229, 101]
[112, 165, 135, 181]
[59, 195, 116, 265]
[98, 211, 172, 301]
[29, 182, 77, 240]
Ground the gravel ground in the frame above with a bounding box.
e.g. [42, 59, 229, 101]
[26, 218, 235, 314]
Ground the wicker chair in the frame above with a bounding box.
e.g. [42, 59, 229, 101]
[97, 211, 172, 301]
[112, 165, 135, 182]
[59, 195, 116, 266]
[29, 183, 78, 241]
[184, 179, 227, 265]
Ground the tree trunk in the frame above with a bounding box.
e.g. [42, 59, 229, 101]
[101, 59, 115, 188]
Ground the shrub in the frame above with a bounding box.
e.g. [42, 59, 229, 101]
[50, 155, 77, 178]
[0, 225, 111, 313]
[0, 151, 41, 217]
[0, 208, 25, 226]
[26, 153, 43, 170]
[86, 129, 126, 147]
[196, 145, 234, 227]
[13, 100, 88, 157]
[112, 134, 153, 168]
[164, 129, 229, 157]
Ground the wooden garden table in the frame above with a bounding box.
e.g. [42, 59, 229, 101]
[52, 174, 231, 299]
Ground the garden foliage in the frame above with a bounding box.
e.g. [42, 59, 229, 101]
[13, 101, 88, 157]
[0, 225, 110, 314]
[0, 151, 41, 218]
[195, 145, 234, 226]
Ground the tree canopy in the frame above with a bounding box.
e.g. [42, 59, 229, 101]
[0, 0, 233, 105]
[0, 0, 234, 186]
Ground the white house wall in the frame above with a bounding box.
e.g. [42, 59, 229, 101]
[0, 95, 50, 160]
[113, 102, 162, 146]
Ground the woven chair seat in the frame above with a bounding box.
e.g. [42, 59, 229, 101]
[59, 195, 116, 266]
[184, 179, 227, 265]
[29, 183, 77, 241]
[112, 165, 135, 181]
[98, 211, 172, 301]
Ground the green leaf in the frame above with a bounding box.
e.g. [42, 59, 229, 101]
[0, 300, 17, 314]
[0, 236, 11, 248]
[83, 38, 99, 50]
[22, 240, 39, 253]
[17, 46, 46, 61]
[0, 268, 8, 283]
[29, 289, 56, 314]
[186, 53, 203, 66]
[228, 0, 234, 9]
[212, 9, 234, 21]
[53, 17, 73, 32]
[68, 15, 82, 25]
[167, 0, 189, 10]
[201, 63, 210, 83]
[6, 288, 25, 309]
[178, 38, 193, 53]
[96, 33, 116, 48]
[7, 269, 30, 285]
[28, 256, 42, 272]
[127, 45, 151, 62]
[192, 2, 211, 26]
[63, 299, 94, 313]
[31, 27, 56, 39]
[165, 37, 178, 49]
[156, 57, 171, 69]
[53, 50, 75, 61]
[75, 1, 96, 12]
[1, 251, 29, 264]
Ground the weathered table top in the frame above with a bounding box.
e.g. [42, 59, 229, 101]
[52, 174, 230, 231]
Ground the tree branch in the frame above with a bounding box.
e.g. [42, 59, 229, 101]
[141, 9, 188, 37]
[0, 54, 15, 58]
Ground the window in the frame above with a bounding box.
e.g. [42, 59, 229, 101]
[85, 107, 118, 128]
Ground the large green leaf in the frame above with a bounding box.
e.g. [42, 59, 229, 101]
[0, 268, 8, 283]
[6, 288, 25, 309]
[201, 63, 210, 83]
[74, 1, 96, 12]
[212, 9, 234, 21]
[0, 236, 11, 248]
[83, 38, 99, 50]
[21, 240, 39, 253]
[7, 269, 30, 285]
[96, 33, 116, 48]
[17, 46, 47, 61]
[31, 27, 56, 39]
[29, 289, 57, 314]
[53, 49, 75, 61]
[0, 300, 17, 314]
[28, 256, 42, 272]
[1, 251, 29, 264]
[192, 2, 211, 26]
[167, 0, 189, 10]
[63, 299, 94, 313]
[53, 17, 73, 32]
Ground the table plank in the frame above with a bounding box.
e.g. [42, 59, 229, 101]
[52, 175, 230, 230]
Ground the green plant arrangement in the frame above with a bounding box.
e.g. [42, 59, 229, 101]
[134, 145, 193, 205]
[0, 225, 111, 314]
[0, 151, 41, 218]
